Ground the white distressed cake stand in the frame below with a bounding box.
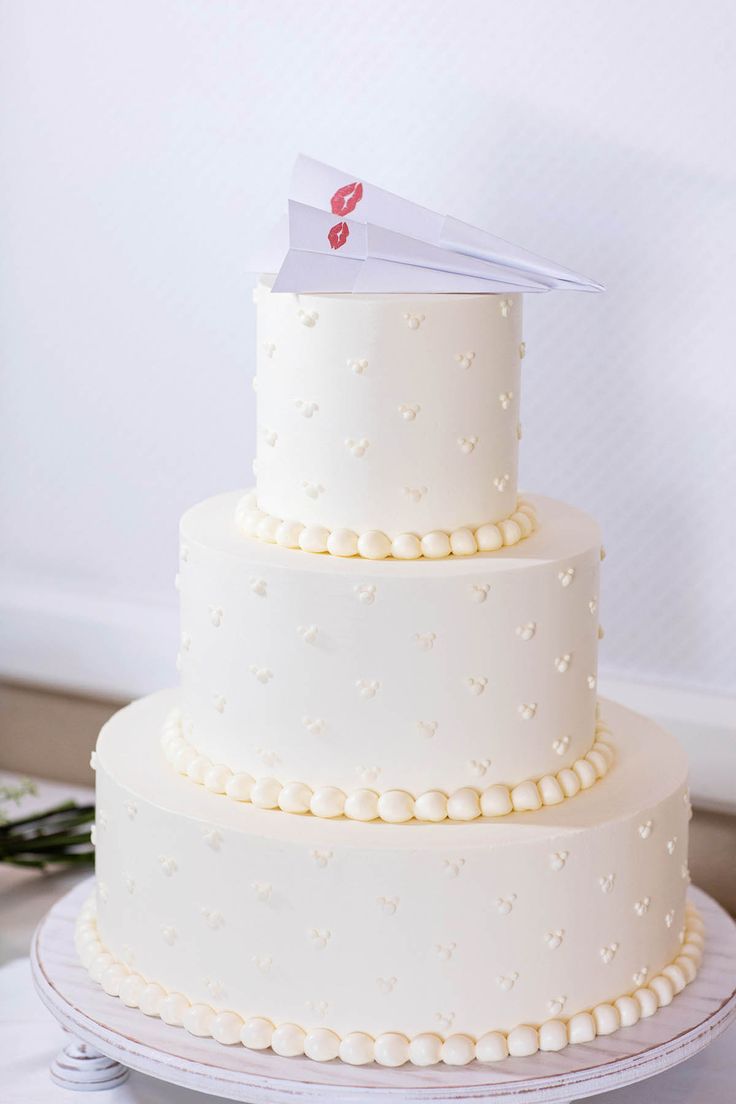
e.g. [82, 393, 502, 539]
[31, 880, 735, 1103]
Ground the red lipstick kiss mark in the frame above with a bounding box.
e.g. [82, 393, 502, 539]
[328, 221, 349, 250]
[330, 181, 363, 216]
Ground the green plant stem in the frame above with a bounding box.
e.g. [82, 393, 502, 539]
[0, 833, 92, 858]
[4, 813, 95, 841]
[3, 852, 93, 869]
[0, 801, 93, 834]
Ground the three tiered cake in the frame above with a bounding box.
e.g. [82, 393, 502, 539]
[77, 278, 703, 1067]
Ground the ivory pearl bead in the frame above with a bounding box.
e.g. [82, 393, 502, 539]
[186, 755, 211, 784]
[275, 520, 303, 548]
[76, 926, 99, 949]
[649, 975, 675, 1006]
[250, 777, 282, 808]
[240, 1017, 274, 1049]
[688, 913, 705, 935]
[538, 775, 565, 805]
[212, 1012, 245, 1045]
[675, 954, 697, 983]
[447, 788, 481, 821]
[256, 515, 280, 543]
[450, 528, 477, 556]
[614, 995, 641, 1027]
[226, 772, 255, 801]
[593, 740, 614, 767]
[663, 963, 688, 993]
[310, 787, 346, 818]
[344, 789, 379, 821]
[498, 518, 523, 546]
[89, 952, 114, 983]
[593, 1003, 620, 1035]
[421, 531, 451, 559]
[475, 1031, 508, 1062]
[567, 1012, 596, 1043]
[339, 1032, 375, 1065]
[512, 510, 533, 537]
[586, 749, 608, 778]
[377, 790, 415, 823]
[174, 746, 197, 774]
[204, 763, 232, 794]
[80, 941, 103, 968]
[357, 530, 391, 560]
[101, 964, 129, 997]
[374, 1033, 410, 1066]
[159, 993, 190, 1026]
[183, 1004, 216, 1037]
[392, 533, 422, 559]
[299, 525, 330, 554]
[634, 987, 658, 1018]
[507, 1025, 539, 1057]
[480, 784, 512, 817]
[327, 528, 358, 557]
[680, 941, 703, 965]
[475, 523, 503, 551]
[119, 973, 146, 1007]
[409, 1033, 443, 1066]
[271, 1023, 306, 1057]
[304, 1028, 341, 1062]
[573, 758, 597, 789]
[163, 736, 183, 761]
[539, 1019, 568, 1051]
[556, 768, 581, 798]
[441, 1035, 476, 1065]
[241, 510, 264, 536]
[278, 782, 313, 814]
[414, 791, 448, 822]
[139, 983, 167, 1016]
[510, 780, 542, 812]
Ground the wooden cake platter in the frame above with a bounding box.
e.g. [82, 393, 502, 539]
[31, 879, 736, 1103]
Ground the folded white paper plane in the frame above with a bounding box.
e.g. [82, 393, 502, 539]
[260, 155, 603, 295]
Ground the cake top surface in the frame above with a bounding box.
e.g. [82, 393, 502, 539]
[182, 492, 601, 577]
[98, 690, 687, 848]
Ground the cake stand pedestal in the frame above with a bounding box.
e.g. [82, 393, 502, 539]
[32, 880, 736, 1103]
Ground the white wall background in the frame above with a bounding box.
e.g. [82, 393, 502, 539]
[1, 1, 734, 775]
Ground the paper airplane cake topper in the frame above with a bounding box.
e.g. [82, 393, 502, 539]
[254, 155, 603, 295]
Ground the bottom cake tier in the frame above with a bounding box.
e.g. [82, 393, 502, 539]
[79, 690, 704, 1066]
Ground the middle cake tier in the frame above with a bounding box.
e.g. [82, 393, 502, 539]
[177, 491, 603, 804]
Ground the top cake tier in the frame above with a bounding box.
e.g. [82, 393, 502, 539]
[253, 279, 524, 541]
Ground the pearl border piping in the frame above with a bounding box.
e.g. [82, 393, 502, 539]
[235, 491, 537, 560]
[161, 710, 615, 823]
[77, 897, 703, 1066]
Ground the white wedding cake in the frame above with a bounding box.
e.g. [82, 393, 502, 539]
[77, 279, 703, 1067]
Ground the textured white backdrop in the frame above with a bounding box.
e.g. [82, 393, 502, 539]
[1, 0, 735, 705]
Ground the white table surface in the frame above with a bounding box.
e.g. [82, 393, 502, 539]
[1, 776, 734, 1103]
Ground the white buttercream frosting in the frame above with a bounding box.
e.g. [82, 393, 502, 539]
[177, 492, 602, 797]
[76, 892, 703, 1065]
[254, 281, 524, 536]
[161, 707, 615, 822]
[90, 690, 694, 1055]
